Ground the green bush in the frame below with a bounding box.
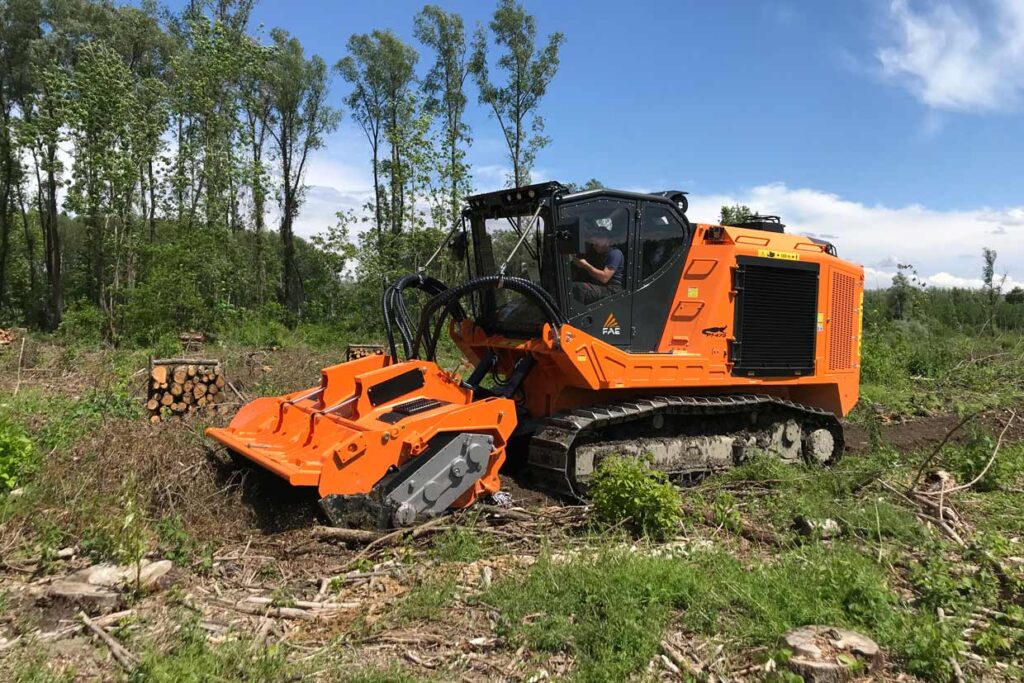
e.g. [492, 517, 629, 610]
[0, 418, 36, 493]
[590, 455, 682, 539]
[57, 301, 106, 346]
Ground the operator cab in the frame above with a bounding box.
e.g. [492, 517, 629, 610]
[460, 182, 692, 352]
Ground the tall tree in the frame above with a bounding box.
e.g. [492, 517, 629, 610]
[58, 41, 167, 339]
[0, 0, 38, 313]
[719, 204, 753, 226]
[240, 38, 273, 303]
[414, 5, 471, 233]
[469, 0, 563, 188]
[267, 28, 339, 317]
[336, 31, 418, 239]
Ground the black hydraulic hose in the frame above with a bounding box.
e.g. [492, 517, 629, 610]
[381, 274, 466, 362]
[412, 275, 566, 361]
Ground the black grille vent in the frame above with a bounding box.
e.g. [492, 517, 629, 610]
[730, 257, 819, 377]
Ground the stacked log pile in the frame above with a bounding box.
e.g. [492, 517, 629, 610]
[147, 359, 227, 423]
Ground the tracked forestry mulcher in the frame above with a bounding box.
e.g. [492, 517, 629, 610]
[207, 182, 864, 527]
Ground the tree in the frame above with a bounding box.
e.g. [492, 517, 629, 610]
[1006, 287, 1024, 305]
[565, 178, 603, 192]
[267, 28, 340, 317]
[337, 31, 419, 236]
[415, 5, 471, 233]
[981, 247, 1004, 306]
[719, 204, 753, 226]
[239, 32, 273, 303]
[469, 0, 564, 188]
[0, 0, 38, 314]
[57, 41, 167, 340]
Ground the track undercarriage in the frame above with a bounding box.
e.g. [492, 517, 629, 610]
[527, 394, 844, 499]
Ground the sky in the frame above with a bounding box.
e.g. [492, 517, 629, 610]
[165, 0, 1024, 289]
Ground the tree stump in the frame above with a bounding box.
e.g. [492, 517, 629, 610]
[783, 626, 880, 682]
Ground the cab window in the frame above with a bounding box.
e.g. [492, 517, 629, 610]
[639, 204, 686, 283]
[560, 199, 633, 310]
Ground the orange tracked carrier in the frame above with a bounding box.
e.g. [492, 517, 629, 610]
[208, 182, 863, 527]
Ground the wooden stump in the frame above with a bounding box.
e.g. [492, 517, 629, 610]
[783, 626, 880, 682]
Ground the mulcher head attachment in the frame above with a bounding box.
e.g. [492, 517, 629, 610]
[206, 353, 515, 528]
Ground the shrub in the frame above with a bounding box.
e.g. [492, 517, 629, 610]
[57, 301, 106, 346]
[590, 455, 682, 539]
[0, 418, 36, 493]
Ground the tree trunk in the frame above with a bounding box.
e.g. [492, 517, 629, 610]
[147, 160, 157, 241]
[43, 154, 63, 330]
[18, 183, 40, 325]
[253, 169, 266, 304]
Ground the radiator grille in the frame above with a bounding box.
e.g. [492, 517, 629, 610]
[829, 272, 857, 371]
[730, 258, 819, 377]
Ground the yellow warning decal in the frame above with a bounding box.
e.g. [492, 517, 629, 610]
[757, 248, 801, 261]
[687, 287, 699, 298]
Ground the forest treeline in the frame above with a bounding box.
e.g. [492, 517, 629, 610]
[2, 1, 1022, 349]
[0, 0, 564, 344]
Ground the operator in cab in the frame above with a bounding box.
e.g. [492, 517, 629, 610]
[571, 223, 624, 304]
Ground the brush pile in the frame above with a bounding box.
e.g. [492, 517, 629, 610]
[146, 358, 227, 423]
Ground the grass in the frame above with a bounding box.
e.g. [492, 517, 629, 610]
[484, 543, 955, 682]
[394, 577, 458, 623]
[3, 289, 1024, 681]
[130, 620, 296, 682]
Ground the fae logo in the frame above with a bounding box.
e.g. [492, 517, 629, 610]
[602, 313, 621, 335]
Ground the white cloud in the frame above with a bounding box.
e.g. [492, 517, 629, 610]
[685, 182, 1024, 289]
[877, 0, 1024, 112]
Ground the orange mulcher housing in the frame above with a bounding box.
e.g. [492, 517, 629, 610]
[207, 182, 863, 527]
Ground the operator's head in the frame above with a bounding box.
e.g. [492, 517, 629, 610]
[588, 232, 610, 254]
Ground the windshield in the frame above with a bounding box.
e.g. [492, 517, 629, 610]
[471, 210, 552, 337]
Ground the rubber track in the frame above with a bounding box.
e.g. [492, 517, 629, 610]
[527, 394, 845, 500]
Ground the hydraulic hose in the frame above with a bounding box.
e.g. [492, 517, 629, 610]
[412, 275, 566, 361]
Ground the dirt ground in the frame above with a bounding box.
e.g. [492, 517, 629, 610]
[0, 340, 1018, 681]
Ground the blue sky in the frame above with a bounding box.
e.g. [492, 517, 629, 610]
[164, 0, 1024, 288]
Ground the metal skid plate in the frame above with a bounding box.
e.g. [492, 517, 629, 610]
[382, 432, 494, 527]
[318, 432, 495, 529]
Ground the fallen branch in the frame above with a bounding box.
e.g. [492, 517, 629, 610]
[917, 410, 1017, 497]
[312, 526, 382, 544]
[330, 515, 449, 574]
[40, 609, 134, 642]
[908, 411, 980, 491]
[240, 596, 359, 610]
[79, 611, 139, 671]
[216, 599, 331, 621]
[660, 639, 704, 679]
[476, 505, 538, 523]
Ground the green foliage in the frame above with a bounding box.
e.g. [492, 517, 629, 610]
[428, 525, 489, 563]
[719, 204, 753, 226]
[484, 544, 952, 682]
[0, 417, 36, 493]
[469, 0, 564, 187]
[337, 669, 422, 683]
[590, 455, 682, 539]
[396, 577, 457, 623]
[57, 301, 106, 346]
[131, 620, 294, 682]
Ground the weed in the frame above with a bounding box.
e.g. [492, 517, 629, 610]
[428, 526, 489, 563]
[396, 577, 457, 623]
[590, 455, 682, 539]
[131, 619, 294, 682]
[484, 543, 955, 682]
[0, 417, 36, 492]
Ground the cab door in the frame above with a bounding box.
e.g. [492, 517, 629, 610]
[630, 201, 692, 352]
[557, 197, 636, 348]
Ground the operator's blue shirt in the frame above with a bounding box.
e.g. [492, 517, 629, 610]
[605, 248, 624, 287]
